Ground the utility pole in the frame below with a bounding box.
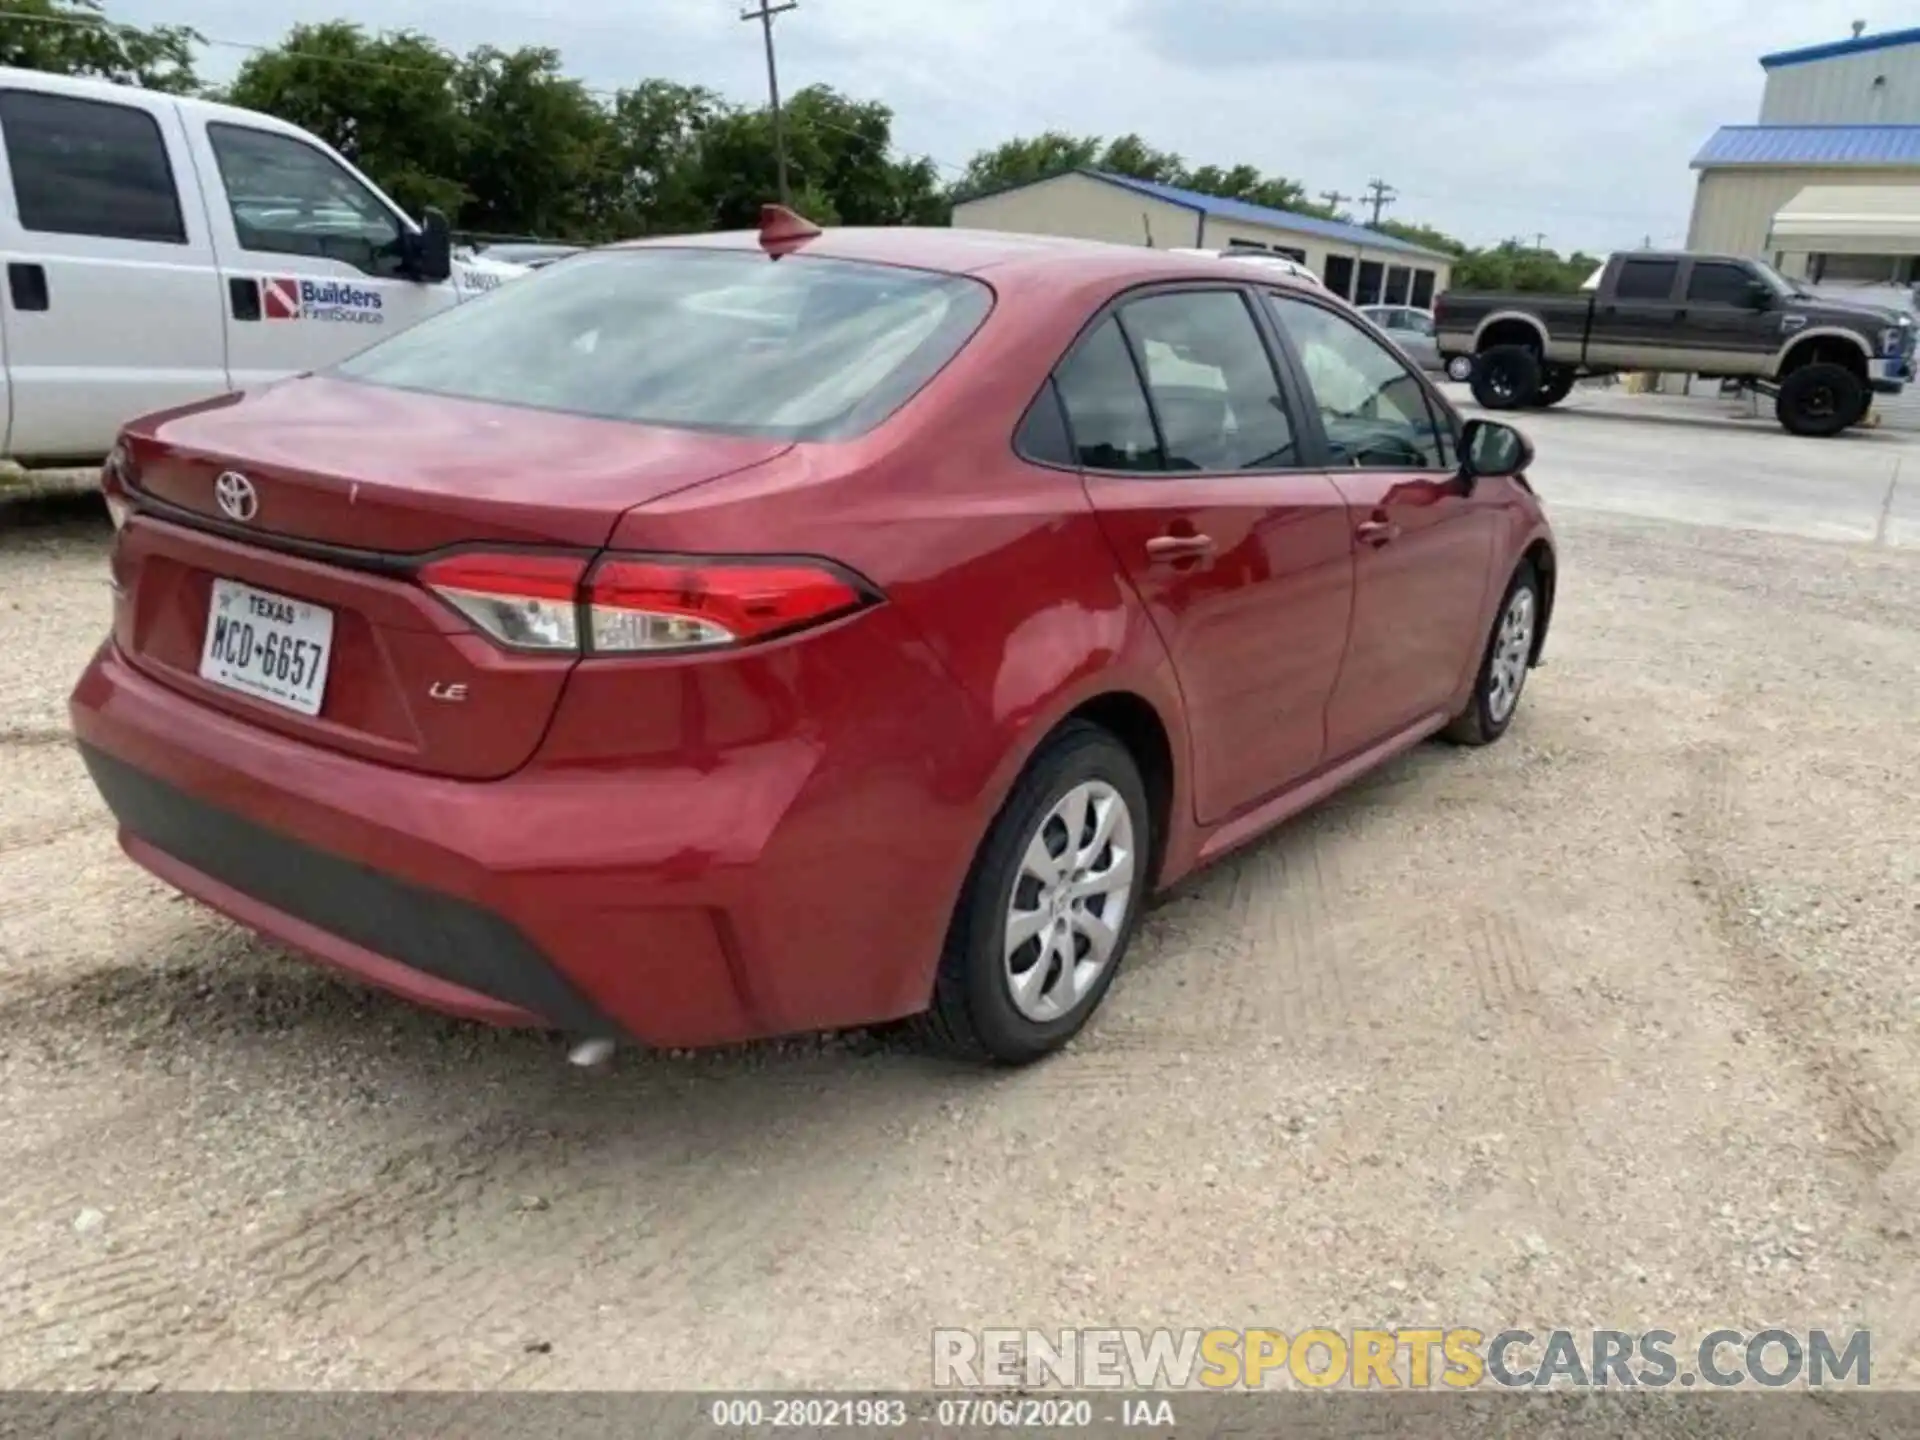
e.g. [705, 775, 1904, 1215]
[1319, 189, 1354, 217]
[741, 0, 798, 207]
[1362, 178, 1397, 226]
[1533, 231, 1548, 251]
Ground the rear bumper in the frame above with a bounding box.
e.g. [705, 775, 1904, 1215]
[82, 745, 597, 1030]
[70, 639, 946, 1047]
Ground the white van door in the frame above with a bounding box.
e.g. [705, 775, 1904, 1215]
[0, 81, 227, 462]
[183, 116, 460, 390]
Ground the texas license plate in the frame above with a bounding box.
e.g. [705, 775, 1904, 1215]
[198, 578, 334, 717]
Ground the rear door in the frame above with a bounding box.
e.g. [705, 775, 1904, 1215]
[1587, 255, 1682, 368]
[1264, 290, 1496, 759]
[0, 83, 226, 461]
[1060, 287, 1354, 825]
[183, 115, 457, 390]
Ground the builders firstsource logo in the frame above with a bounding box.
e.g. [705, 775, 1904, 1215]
[262, 277, 385, 325]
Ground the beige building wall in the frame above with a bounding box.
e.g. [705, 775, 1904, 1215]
[951, 172, 1198, 249]
[1198, 215, 1452, 293]
[1687, 166, 1920, 259]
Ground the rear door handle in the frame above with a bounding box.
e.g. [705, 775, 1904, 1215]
[1356, 519, 1399, 547]
[1145, 534, 1215, 560]
[8, 262, 47, 312]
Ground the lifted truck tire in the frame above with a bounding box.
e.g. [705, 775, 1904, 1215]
[1525, 366, 1577, 409]
[1470, 346, 1541, 411]
[1775, 363, 1868, 437]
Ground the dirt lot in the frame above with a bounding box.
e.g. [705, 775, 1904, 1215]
[3, 407, 1920, 1390]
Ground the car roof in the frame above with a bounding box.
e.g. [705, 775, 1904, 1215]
[610, 225, 1333, 293]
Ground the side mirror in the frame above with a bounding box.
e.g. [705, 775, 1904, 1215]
[1460, 418, 1533, 481]
[404, 207, 453, 284]
[1747, 280, 1774, 310]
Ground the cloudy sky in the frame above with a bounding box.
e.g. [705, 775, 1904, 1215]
[112, 0, 1910, 251]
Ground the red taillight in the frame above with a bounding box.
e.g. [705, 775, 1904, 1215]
[586, 557, 868, 652]
[417, 551, 872, 654]
[419, 552, 587, 652]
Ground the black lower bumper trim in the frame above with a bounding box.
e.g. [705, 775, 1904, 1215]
[79, 744, 611, 1034]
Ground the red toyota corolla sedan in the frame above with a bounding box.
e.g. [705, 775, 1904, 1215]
[70, 216, 1555, 1064]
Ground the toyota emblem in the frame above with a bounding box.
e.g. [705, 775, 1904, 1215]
[214, 471, 258, 522]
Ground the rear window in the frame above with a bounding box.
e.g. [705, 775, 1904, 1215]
[335, 249, 993, 440]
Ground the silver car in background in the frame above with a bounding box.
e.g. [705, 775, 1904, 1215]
[1359, 304, 1444, 374]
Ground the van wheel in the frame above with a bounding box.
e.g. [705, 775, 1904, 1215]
[1776, 363, 1867, 437]
[919, 722, 1149, 1064]
[1471, 346, 1541, 410]
[1526, 367, 1576, 408]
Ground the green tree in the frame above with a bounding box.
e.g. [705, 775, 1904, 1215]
[1183, 162, 1324, 216]
[597, 79, 725, 236]
[688, 87, 947, 234]
[1451, 241, 1599, 293]
[226, 24, 467, 218]
[1372, 218, 1469, 257]
[0, 0, 200, 92]
[952, 130, 1102, 200]
[1097, 133, 1184, 185]
[455, 46, 607, 238]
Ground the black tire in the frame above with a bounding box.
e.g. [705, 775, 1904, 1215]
[919, 721, 1151, 1064]
[1775, 362, 1867, 437]
[1525, 367, 1576, 408]
[1443, 560, 1541, 747]
[1470, 345, 1541, 410]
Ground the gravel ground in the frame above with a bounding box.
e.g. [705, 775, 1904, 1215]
[2, 437, 1919, 1392]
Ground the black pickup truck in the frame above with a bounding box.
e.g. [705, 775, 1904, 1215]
[1434, 250, 1916, 436]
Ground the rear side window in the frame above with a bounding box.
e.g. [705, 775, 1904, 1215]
[337, 249, 993, 441]
[0, 90, 186, 245]
[1051, 316, 1163, 471]
[1120, 290, 1299, 470]
[1615, 258, 1679, 301]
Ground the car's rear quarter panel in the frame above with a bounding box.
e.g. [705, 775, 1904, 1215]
[567, 259, 1193, 1023]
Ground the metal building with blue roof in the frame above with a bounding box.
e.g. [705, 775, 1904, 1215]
[949, 167, 1454, 309]
[1689, 24, 1920, 278]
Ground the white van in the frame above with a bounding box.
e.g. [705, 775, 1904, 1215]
[0, 67, 530, 468]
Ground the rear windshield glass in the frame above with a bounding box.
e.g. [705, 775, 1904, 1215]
[334, 249, 992, 441]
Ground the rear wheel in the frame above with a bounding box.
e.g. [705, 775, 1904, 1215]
[1526, 366, 1576, 408]
[920, 722, 1150, 1064]
[1443, 561, 1540, 747]
[1775, 362, 1867, 437]
[1446, 355, 1474, 382]
[1471, 345, 1541, 410]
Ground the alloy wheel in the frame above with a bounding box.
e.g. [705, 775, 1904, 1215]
[1003, 780, 1137, 1023]
[1487, 587, 1536, 724]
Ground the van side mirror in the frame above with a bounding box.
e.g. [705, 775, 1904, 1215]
[1460, 418, 1533, 481]
[405, 207, 453, 284]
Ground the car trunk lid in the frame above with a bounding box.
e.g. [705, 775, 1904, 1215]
[113, 380, 790, 779]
